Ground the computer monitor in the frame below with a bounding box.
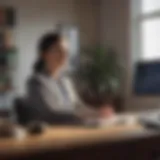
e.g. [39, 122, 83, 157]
[134, 61, 160, 95]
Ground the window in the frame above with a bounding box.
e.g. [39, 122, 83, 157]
[132, 0, 160, 61]
[132, 0, 160, 94]
[142, 0, 160, 14]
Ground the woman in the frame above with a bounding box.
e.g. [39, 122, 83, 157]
[25, 32, 114, 125]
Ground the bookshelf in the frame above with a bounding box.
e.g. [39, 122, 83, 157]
[0, 7, 17, 110]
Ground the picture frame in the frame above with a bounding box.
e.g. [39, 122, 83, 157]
[0, 7, 15, 27]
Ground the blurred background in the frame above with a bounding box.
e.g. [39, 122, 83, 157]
[1, 1, 160, 159]
[1, 0, 160, 116]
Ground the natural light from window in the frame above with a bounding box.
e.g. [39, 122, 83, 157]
[141, 18, 160, 60]
[142, 0, 160, 13]
[135, 0, 160, 60]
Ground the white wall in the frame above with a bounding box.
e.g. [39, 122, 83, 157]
[0, 0, 100, 95]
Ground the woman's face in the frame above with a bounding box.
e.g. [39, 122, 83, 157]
[44, 38, 69, 74]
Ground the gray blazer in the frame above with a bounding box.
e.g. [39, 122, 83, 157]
[24, 74, 96, 124]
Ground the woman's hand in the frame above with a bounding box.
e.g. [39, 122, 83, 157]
[99, 104, 115, 119]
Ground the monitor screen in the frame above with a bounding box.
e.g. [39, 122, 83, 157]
[134, 61, 160, 95]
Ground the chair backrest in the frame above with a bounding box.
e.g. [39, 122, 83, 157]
[14, 98, 32, 125]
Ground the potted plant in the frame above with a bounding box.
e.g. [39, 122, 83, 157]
[74, 46, 124, 113]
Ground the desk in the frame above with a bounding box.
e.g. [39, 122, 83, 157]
[0, 123, 160, 160]
[0, 123, 149, 159]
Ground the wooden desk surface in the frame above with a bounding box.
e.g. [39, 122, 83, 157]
[0, 124, 144, 156]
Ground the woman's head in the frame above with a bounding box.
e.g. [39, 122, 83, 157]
[34, 32, 68, 75]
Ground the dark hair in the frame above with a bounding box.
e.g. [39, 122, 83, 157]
[34, 32, 61, 73]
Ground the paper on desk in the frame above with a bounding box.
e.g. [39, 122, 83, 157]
[98, 115, 138, 128]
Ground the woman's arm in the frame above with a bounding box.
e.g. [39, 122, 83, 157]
[74, 93, 99, 119]
[62, 77, 99, 119]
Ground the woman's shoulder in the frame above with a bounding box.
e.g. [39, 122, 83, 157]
[26, 74, 46, 93]
[27, 73, 54, 92]
[27, 74, 41, 86]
